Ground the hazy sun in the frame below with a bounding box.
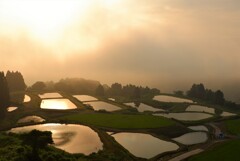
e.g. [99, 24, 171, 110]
[0, 0, 94, 42]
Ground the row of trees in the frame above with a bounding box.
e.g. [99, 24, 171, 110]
[187, 83, 237, 108]
[103, 83, 160, 99]
[0, 72, 10, 119]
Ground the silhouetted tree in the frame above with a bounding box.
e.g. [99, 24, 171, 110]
[110, 83, 122, 96]
[187, 83, 205, 99]
[174, 90, 184, 96]
[0, 72, 10, 119]
[133, 87, 141, 99]
[95, 85, 105, 96]
[188, 83, 227, 106]
[6, 71, 26, 92]
[31, 81, 46, 90]
[22, 130, 53, 161]
[214, 90, 225, 105]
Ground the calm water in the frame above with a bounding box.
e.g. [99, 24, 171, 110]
[108, 98, 115, 101]
[186, 105, 215, 114]
[10, 123, 103, 155]
[221, 111, 236, 117]
[188, 125, 208, 132]
[153, 112, 213, 121]
[24, 95, 31, 102]
[153, 95, 194, 103]
[84, 101, 121, 112]
[73, 95, 98, 102]
[124, 103, 164, 112]
[173, 132, 208, 145]
[17, 115, 45, 124]
[112, 132, 179, 159]
[40, 99, 77, 110]
[39, 93, 62, 99]
[7, 106, 18, 112]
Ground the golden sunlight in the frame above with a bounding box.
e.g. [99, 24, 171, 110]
[0, 0, 92, 42]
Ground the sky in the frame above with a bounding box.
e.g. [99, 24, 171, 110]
[0, 0, 239, 101]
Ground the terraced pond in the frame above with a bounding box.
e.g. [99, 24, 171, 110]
[84, 101, 121, 112]
[173, 132, 208, 145]
[186, 105, 215, 114]
[7, 106, 18, 112]
[153, 95, 194, 103]
[154, 112, 213, 121]
[39, 92, 62, 99]
[124, 102, 164, 112]
[73, 95, 98, 102]
[10, 123, 103, 155]
[40, 99, 77, 110]
[112, 132, 179, 159]
[17, 115, 45, 124]
[188, 125, 209, 132]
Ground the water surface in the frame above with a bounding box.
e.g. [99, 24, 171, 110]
[154, 112, 213, 121]
[7, 106, 18, 112]
[153, 95, 194, 103]
[186, 105, 215, 114]
[173, 132, 208, 145]
[24, 95, 31, 102]
[39, 93, 62, 99]
[108, 98, 115, 101]
[112, 132, 179, 159]
[125, 103, 164, 112]
[10, 123, 103, 155]
[188, 125, 208, 132]
[74, 95, 98, 102]
[17, 115, 45, 124]
[41, 99, 77, 110]
[221, 111, 236, 117]
[84, 101, 121, 112]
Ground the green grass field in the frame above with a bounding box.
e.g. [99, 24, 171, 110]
[189, 139, 240, 161]
[225, 119, 240, 135]
[61, 113, 175, 129]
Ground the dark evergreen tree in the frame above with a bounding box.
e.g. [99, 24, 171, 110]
[31, 81, 46, 90]
[214, 90, 225, 105]
[95, 84, 105, 96]
[0, 72, 10, 119]
[110, 83, 122, 96]
[6, 71, 26, 92]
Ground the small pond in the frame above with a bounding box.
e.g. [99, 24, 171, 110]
[39, 93, 62, 99]
[112, 132, 179, 159]
[40, 99, 77, 110]
[7, 106, 18, 112]
[84, 101, 121, 112]
[17, 115, 45, 124]
[221, 111, 236, 117]
[10, 123, 103, 155]
[188, 125, 208, 132]
[124, 102, 164, 112]
[24, 95, 31, 102]
[73, 95, 98, 102]
[173, 132, 208, 145]
[153, 95, 194, 103]
[108, 98, 115, 101]
[186, 105, 215, 114]
[153, 112, 213, 121]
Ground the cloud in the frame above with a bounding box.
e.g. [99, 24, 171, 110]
[0, 0, 239, 97]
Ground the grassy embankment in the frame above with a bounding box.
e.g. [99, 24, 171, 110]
[225, 119, 240, 135]
[189, 139, 240, 161]
[60, 113, 175, 129]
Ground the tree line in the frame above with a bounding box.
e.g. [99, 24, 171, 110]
[187, 83, 237, 108]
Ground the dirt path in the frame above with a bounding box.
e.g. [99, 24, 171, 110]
[161, 123, 223, 161]
[168, 149, 203, 161]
